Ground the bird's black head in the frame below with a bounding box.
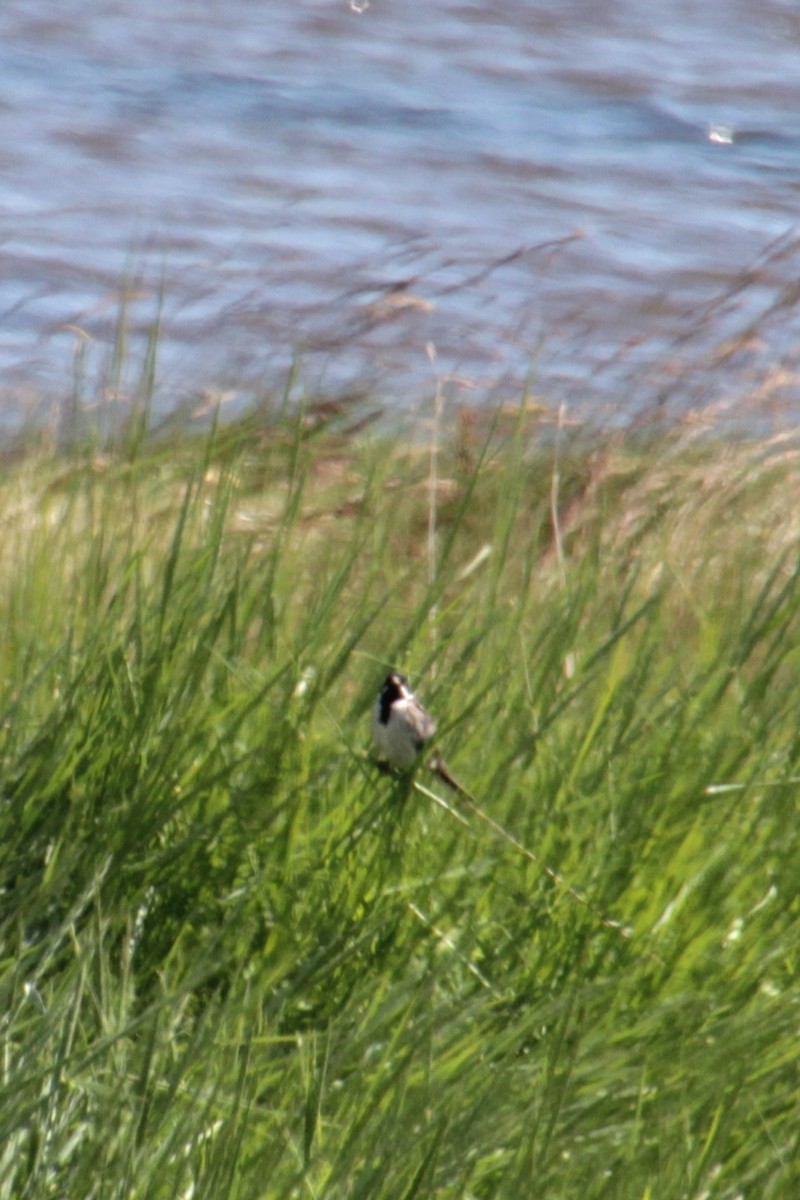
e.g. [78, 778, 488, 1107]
[378, 671, 407, 724]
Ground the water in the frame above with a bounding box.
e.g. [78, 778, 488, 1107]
[2, 0, 800, 431]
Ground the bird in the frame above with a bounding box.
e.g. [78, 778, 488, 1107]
[372, 671, 437, 770]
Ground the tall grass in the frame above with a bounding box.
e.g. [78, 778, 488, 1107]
[0, 400, 798, 1198]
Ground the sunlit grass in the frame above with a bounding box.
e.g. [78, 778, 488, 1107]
[0, 398, 798, 1198]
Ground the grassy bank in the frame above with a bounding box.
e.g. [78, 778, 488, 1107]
[1, 401, 798, 1198]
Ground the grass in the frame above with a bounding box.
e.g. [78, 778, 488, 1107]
[0, 395, 799, 1199]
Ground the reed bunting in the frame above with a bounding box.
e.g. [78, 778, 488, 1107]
[372, 671, 437, 769]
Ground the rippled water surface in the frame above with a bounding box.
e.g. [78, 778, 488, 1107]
[3, 0, 800, 429]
